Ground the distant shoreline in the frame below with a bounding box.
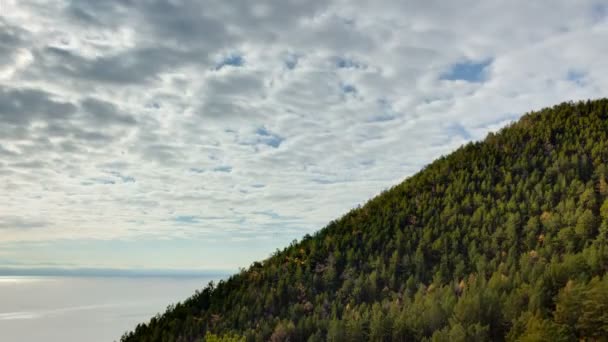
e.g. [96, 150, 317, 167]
[0, 267, 233, 278]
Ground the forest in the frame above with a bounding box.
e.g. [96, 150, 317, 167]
[122, 99, 608, 341]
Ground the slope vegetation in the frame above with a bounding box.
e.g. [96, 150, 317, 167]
[122, 99, 608, 341]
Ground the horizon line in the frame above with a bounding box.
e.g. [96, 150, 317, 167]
[0, 266, 235, 278]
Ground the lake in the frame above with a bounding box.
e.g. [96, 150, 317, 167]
[0, 275, 223, 342]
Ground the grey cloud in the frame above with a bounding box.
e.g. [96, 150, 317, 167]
[0, 124, 29, 140]
[298, 15, 377, 54]
[11, 160, 46, 169]
[64, 1, 124, 27]
[38, 46, 189, 85]
[63, 0, 235, 61]
[0, 87, 76, 125]
[140, 144, 184, 165]
[81, 97, 136, 126]
[129, 0, 232, 47]
[0, 19, 28, 66]
[126, 0, 327, 45]
[0, 216, 48, 229]
[56, 0, 330, 75]
[73, 129, 114, 143]
[58, 140, 82, 153]
[67, 5, 100, 25]
[205, 72, 265, 99]
[198, 71, 266, 118]
[0, 21, 24, 48]
[0, 145, 18, 157]
[44, 123, 76, 137]
[43, 122, 115, 144]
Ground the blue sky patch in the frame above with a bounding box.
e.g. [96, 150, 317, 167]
[368, 98, 396, 122]
[567, 70, 586, 86]
[108, 171, 135, 183]
[448, 123, 472, 140]
[253, 210, 280, 219]
[285, 54, 298, 69]
[591, 3, 607, 23]
[336, 57, 362, 69]
[216, 54, 244, 70]
[90, 178, 116, 185]
[172, 215, 200, 224]
[341, 84, 357, 94]
[311, 178, 346, 185]
[441, 59, 491, 82]
[256, 127, 284, 148]
[256, 127, 272, 136]
[213, 166, 232, 173]
[120, 175, 135, 183]
[369, 114, 396, 122]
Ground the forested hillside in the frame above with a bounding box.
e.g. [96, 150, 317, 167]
[122, 99, 608, 341]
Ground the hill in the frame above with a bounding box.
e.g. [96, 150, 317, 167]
[122, 99, 608, 342]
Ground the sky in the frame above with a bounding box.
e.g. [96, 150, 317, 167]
[0, 0, 607, 272]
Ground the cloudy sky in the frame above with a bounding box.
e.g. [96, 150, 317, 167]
[1, 0, 607, 271]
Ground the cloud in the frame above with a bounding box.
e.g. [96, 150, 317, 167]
[0, 0, 606, 269]
[81, 97, 137, 126]
[0, 86, 76, 125]
[38, 46, 184, 85]
[0, 216, 48, 230]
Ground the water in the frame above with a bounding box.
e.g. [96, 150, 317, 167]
[0, 275, 222, 342]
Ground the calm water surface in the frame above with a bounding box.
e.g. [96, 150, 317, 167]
[0, 276, 220, 342]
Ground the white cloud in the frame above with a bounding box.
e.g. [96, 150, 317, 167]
[0, 0, 607, 268]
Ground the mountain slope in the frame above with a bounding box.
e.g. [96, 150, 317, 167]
[122, 99, 608, 342]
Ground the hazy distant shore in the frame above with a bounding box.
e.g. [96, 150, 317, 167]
[0, 267, 232, 278]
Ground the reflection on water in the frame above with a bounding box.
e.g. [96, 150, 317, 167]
[0, 276, 219, 342]
[0, 276, 50, 284]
